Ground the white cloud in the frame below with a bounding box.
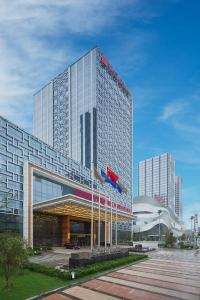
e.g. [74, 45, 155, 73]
[0, 0, 148, 132]
[0, 0, 121, 34]
[0, 0, 178, 132]
[157, 94, 200, 165]
[158, 100, 188, 121]
[173, 120, 200, 135]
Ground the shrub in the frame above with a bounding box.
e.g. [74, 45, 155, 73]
[27, 263, 69, 280]
[72, 254, 147, 278]
[26, 254, 147, 280]
[27, 247, 34, 256]
[31, 245, 53, 255]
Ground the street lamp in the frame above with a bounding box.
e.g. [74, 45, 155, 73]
[190, 216, 194, 242]
[158, 210, 162, 242]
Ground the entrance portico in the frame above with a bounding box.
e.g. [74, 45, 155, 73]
[23, 162, 135, 248]
[33, 195, 132, 247]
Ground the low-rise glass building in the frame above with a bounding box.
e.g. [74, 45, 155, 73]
[0, 116, 133, 247]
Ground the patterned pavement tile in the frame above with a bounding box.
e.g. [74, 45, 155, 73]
[109, 271, 200, 295]
[62, 286, 118, 300]
[116, 268, 200, 287]
[42, 293, 73, 300]
[137, 261, 200, 277]
[42, 250, 200, 300]
[127, 265, 200, 278]
[82, 279, 174, 300]
[98, 275, 199, 300]
[143, 258, 200, 267]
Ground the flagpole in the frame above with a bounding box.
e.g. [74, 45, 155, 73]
[115, 202, 118, 247]
[131, 200, 134, 242]
[98, 185, 101, 248]
[90, 162, 94, 252]
[105, 196, 107, 250]
[110, 197, 112, 248]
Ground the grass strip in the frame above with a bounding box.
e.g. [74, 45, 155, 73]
[0, 254, 148, 300]
[0, 271, 67, 300]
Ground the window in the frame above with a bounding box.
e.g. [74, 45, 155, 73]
[46, 147, 56, 158]
[7, 125, 23, 141]
[7, 180, 23, 190]
[29, 137, 42, 151]
[30, 154, 42, 165]
[7, 144, 23, 157]
[7, 162, 23, 175]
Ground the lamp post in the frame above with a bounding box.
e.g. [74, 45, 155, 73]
[158, 210, 162, 242]
[190, 216, 194, 242]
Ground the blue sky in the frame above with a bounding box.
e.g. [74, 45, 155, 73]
[0, 0, 199, 227]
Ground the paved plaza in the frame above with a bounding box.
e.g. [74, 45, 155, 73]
[30, 247, 92, 267]
[41, 249, 200, 300]
[148, 248, 200, 263]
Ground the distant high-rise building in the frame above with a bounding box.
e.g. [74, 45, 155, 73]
[138, 153, 175, 211]
[175, 176, 183, 220]
[34, 48, 133, 211]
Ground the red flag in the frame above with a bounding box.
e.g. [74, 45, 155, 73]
[106, 167, 119, 183]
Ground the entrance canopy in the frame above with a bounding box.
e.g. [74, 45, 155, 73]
[33, 194, 135, 222]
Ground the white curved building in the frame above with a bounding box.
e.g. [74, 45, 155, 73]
[132, 196, 183, 240]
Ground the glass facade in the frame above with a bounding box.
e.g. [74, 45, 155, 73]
[70, 50, 96, 166]
[175, 176, 183, 220]
[53, 69, 70, 157]
[33, 175, 74, 203]
[0, 116, 93, 235]
[138, 153, 175, 211]
[33, 213, 62, 246]
[33, 81, 54, 146]
[33, 48, 133, 232]
[96, 50, 133, 224]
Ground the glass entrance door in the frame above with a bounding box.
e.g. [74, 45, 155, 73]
[70, 220, 91, 246]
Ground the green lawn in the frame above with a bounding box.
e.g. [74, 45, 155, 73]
[0, 271, 66, 300]
[0, 254, 148, 300]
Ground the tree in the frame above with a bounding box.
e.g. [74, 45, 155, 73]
[164, 231, 176, 248]
[180, 233, 186, 241]
[0, 233, 29, 290]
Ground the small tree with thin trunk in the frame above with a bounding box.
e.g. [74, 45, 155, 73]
[180, 233, 186, 241]
[164, 230, 176, 248]
[0, 233, 29, 290]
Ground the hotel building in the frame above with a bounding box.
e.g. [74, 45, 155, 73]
[0, 48, 134, 247]
[33, 48, 133, 217]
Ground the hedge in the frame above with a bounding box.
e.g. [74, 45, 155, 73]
[27, 253, 147, 280]
[72, 254, 147, 278]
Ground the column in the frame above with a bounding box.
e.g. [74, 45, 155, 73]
[107, 222, 111, 246]
[61, 215, 70, 246]
[94, 221, 97, 246]
[23, 162, 33, 247]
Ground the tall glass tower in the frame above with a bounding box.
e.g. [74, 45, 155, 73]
[175, 176, 183, 220]
[138, 153, 175, 211]
[34, 48, 133, 214]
